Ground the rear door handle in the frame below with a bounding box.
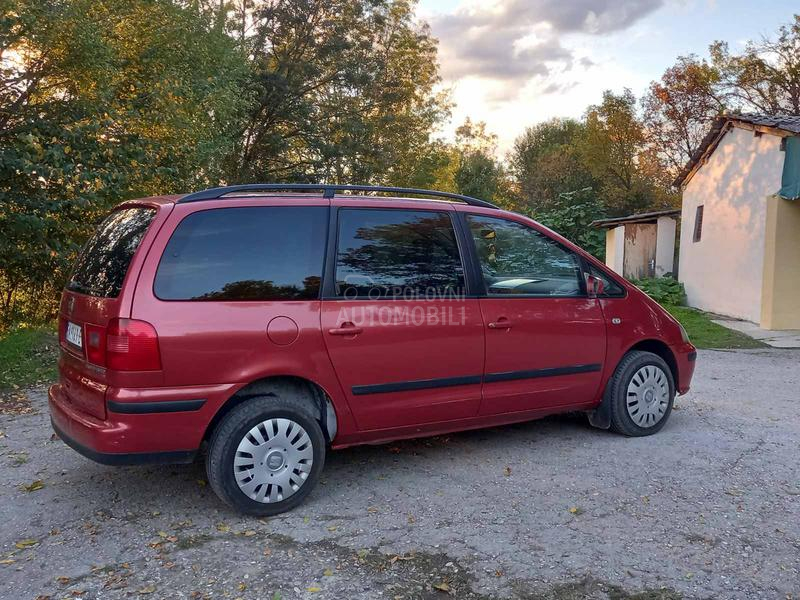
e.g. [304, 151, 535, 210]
[488, 319, 512, 330]
[328, 324, 363, 336]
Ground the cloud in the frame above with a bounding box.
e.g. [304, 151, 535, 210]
[431, 0, 663, 88]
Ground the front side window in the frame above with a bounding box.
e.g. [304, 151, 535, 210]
[68, 207, 157, 298]
[586, 264, 625, 297]
[466, 214, 582, 296]
[335, 209, 465, 299]
[154, 206, 327, 300]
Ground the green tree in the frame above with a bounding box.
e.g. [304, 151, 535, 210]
[509, 118, 595, 210]
[578, 89, 675, 216]
[0, 0, 249, 322]
[230, 0, 448, 185]
[711, 15, 800, 114]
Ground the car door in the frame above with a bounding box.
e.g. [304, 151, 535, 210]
[321, 204, 485, 431]
[462, 211, 607, 415]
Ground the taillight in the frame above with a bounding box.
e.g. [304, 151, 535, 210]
[106, 318, 161, 371]
[85, 324, 107, 366]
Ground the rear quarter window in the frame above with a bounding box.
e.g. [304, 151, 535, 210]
[67, 207, 157, 298]
[154, 206, 327, 301]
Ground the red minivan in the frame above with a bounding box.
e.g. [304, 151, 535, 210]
[49, 184, 696, 515]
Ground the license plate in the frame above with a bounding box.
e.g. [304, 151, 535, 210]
[66, 321, 83, 348]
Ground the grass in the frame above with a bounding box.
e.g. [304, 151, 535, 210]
[0, 324, 59, 394]
[663, 305, 767, 350]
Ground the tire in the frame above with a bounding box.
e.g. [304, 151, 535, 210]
[607, 350, 675, 437]
[206, 393, 326, 516]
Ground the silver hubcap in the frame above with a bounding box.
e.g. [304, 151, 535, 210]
[234, 418, 314, 503]
[626, 365, 670, 428]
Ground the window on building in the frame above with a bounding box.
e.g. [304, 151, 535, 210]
[693, 205, 704, 243]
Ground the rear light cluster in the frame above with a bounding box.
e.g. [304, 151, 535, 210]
[86, 318, 161, 371]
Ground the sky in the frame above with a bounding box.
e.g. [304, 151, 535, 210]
[416, 0, 798, 155]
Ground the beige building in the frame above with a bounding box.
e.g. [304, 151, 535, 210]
[593, 210, 679, 280]
[675, 114, 800, 330]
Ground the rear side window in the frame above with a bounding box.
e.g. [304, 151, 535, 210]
[335, 209, 465, 299]
[154, 206, 327, 301]
[68, 207, 156, 298]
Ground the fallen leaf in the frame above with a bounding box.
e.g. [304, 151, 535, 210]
[196, 479, 207, 487]
[307, 587, 321, 593]
[432, 581, 451, 593]
[323, 568, 333, 576]
[568, 506, 584, 515]
[407, 515, 415, 524]
[367, 506, 379, 513]
[356, 549, 369, 560]
[0, 559, 16, 565]
[216, 523, 230, 533]
[157, 531, 168, 538]
[495, 569, 503, 577]
[238, 583, 247, 591]
[22, 480, 45, 492]
[326, 525, 337, 532]
[503, 466, 512, 477]
[138, 585, 156, 594]
[263, 547, 272, 557]
[56, 576, 71, 585]
[15, 538, 38, 549]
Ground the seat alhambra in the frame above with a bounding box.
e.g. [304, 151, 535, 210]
[49, 184, 696, 515]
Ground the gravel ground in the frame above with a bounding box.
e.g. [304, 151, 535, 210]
[1, 349, 798, 600]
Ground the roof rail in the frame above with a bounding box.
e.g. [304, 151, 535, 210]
[178, 183, 498, 209]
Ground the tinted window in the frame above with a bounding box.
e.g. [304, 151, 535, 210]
[155, 207, 327, 301]
[335, 209, 465, 299]
[68, 207, 156, 298]
[587, 264, 625, 297]
[466, 214, 582, 296]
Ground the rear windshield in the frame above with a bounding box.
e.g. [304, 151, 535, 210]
[67, 207, 156, 298]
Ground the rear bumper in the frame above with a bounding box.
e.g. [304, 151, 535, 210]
[48, 381, 236, 463]
[673, 342, 697, 395]
[51, 418, 196, 465]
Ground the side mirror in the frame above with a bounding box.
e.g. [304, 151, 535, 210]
[586, 274, 605, 298]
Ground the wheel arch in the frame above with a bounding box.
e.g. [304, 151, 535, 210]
[589, 338, 678, 430]
[204, 376, 339, 445]
[625, 339, 678, 385]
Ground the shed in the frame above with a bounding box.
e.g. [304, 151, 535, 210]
[591, 209, 680, 280]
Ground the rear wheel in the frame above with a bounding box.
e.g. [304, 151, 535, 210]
[607, 351, 675, 436]
[206, 395, 325, 516]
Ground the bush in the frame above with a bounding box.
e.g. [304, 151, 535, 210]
[631, 276, 686, 306]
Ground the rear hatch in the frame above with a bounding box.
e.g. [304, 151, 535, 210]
[58, 206, 160, 419]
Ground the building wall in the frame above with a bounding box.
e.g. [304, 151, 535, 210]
[679, 126, 784, 323]
[605, 225, 625, 275]
[761, 196, 800, 329]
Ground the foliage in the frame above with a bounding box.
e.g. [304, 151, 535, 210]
[529, 188, 607, 259]
[229, 0, 449, 186]
[1, 0, 250, 323]
[663, 305, 766, 350]
[0, 324, 58, 392]
[509, 118, 595, 211]
[642, 55, 725, 178]
[631, 276, 686, 306]
[578, 89, 678, 216]
[642, 14, 800, 179]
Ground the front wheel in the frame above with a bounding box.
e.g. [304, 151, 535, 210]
[607, 351, 675, 436]
[206, 395, 326, 516]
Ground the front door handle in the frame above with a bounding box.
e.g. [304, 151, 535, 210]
[328, 323, 363, 336]
[487, 319, 512, 330]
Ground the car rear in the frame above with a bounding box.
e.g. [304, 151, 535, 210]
[48, 199, 187, 462]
